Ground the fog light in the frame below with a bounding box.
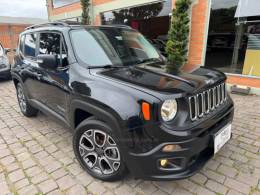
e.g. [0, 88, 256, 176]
[159, 158, 183, 170]
[162, 144, 181, 152]
[160, 159, 168, 167]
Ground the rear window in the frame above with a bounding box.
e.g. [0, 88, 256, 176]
[24, 33, 37, 58]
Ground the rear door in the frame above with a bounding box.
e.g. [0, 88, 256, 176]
[20, 33, 42, 100]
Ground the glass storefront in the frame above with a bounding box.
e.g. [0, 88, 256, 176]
[205, 0, 260, 77]
[52, 0, 80, 8]
[101, 0, 172, 56]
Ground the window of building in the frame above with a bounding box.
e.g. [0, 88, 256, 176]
[205, 0, 260, 77]
[52, 0, 80, 8]
[24, 34, 37, 58]
[39, 33, 68, 67]
[101, 0, 172, 56]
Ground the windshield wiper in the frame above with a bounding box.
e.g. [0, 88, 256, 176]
[136, 58, 163, 65]
[87, 65, 125, 69]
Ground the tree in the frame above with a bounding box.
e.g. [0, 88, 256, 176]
[81, 0, 91, 25]
[166, 0, 191, 71]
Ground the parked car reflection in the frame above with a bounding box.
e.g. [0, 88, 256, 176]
[0, 43, 11, 80]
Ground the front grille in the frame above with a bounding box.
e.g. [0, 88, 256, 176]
[189, 83, 227, 121]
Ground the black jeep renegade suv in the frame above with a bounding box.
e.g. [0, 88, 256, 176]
[12, 22, 234, 181]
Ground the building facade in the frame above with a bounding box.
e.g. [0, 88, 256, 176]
[0, 16, 47, 64]
[47, 0, 260, 91]
[0, 16, 47, 49]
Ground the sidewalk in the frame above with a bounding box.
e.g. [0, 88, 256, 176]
[0, 80, 259, 195]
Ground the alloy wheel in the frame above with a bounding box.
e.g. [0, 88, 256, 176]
[79, 129, 121, 175]
[17, 85, 27, 113]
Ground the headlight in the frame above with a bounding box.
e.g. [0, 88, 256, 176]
[161, 99, 177, 122]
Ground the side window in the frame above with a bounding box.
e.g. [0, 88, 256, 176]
[24, 34, 37, 58]
[19, 35, 25, 54]
[39, 33, 68, 67]
[0, 44, 3, 56]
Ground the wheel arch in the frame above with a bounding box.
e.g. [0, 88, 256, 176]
[12, 74, 22, 88]
[70, 99, 123, 136]
[11, 74, 31, 99]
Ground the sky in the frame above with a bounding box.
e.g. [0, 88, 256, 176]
[0, 0, 48, 18]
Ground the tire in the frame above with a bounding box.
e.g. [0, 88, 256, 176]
[73, 118, 127, 181]
[16, 83, 38, 117]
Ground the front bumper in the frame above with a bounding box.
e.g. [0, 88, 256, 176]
[125, 100, 234, 180]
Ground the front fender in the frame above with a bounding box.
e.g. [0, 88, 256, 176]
[69, 98, 132, 162]
[70, 99, 123, 136]
[11, 72, 31, 98]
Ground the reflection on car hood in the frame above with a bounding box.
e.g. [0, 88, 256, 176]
[97, 64, 226, 98]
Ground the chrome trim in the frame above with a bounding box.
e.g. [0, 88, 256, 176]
[189, 96, 197, 121]
[189, 83, 227, 121]
[210, 88, 215, 110]
[220, 83, 225, 104]
[224, 83, 227, 101]
[216, 85, 220, 107]
[197, 93, 204, 118]
[213, 87, 217, 108]
[204, 91, 210, 114]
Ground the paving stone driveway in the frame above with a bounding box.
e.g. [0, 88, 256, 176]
[0, 80, 259, 195]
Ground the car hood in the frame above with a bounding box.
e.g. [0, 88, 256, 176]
[93, 64, 226, 99]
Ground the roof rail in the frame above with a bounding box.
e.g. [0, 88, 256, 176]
[105, 24, 132, 29]
[25, 21, 71, 30]
[57, 20, 81, 26]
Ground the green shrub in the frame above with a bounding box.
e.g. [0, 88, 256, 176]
[166, 0, 191, 71]
[81, 0, 91, 25]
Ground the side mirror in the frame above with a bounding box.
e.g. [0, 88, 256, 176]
[37, 54, 58, 70]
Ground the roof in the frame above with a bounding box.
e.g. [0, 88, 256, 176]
[0, 16, 48, 25]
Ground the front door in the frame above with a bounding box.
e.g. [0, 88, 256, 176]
[35, 32, 70, 117]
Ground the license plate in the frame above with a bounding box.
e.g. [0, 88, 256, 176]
[214, 124, 232, 154]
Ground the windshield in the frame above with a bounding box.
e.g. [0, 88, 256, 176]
[70, 27, 162, 67]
